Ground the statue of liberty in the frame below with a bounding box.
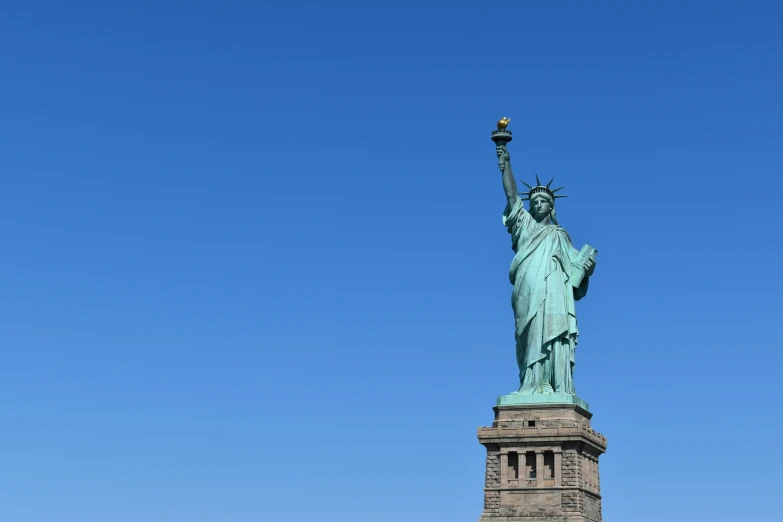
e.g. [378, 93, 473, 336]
[493, 121, 597, 399]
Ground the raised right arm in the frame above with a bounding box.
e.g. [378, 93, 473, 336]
[496, 145, 520, 208]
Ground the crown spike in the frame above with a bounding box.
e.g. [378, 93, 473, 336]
[535, 173, 542, 186]
[552, 186, 566, 193]
[546, 177, 555, 188]
[520, 180, 533, 189]
[554, 195, 569, 199]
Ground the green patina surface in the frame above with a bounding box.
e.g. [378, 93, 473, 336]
[497, 391, 589, 411]
[492, 123, 597, 408]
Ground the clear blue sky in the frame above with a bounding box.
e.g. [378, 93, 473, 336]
[2, 2, 782, 521]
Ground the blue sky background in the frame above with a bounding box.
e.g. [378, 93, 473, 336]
[2, 2, 782, 521]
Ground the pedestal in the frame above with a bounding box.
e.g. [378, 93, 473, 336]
[477, 403, 607, 522]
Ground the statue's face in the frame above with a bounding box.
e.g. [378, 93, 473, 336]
[530, 195, 552, 221]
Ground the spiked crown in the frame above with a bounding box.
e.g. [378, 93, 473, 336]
[519, 174, 568, 202]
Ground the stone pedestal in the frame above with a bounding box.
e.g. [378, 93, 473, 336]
[478, 403, 607, 522]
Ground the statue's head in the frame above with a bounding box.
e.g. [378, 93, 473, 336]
[530, 193, 555, 223]
[521, 176, 567, 225]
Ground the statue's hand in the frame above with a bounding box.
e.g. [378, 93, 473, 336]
[496, 145, 510, 171]
[585, 258, 596, 277]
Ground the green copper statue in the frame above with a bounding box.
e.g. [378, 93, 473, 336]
[492, 119, 597, 403]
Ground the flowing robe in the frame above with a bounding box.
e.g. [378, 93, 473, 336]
[503, 198, 589, 394]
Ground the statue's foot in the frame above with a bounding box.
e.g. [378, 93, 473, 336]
[538, 383, 554, 394]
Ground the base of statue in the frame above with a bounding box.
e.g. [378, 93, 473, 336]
[477, 403, 607, 522]
[497, 392, 589, 412]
